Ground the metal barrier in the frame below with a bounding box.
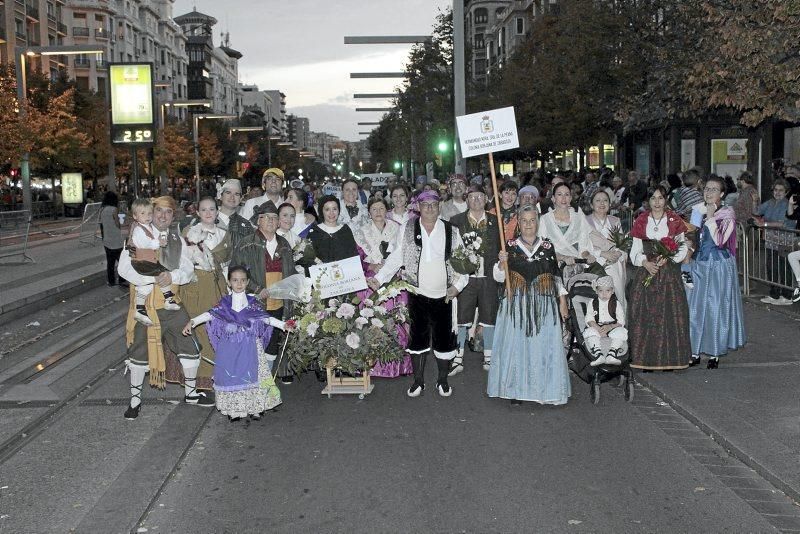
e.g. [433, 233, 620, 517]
[738, 222, 800, 298]
[0, 210, 35, 264]
[78, 202, 103, 245]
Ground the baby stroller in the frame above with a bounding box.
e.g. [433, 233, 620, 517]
[563, 270, 634, 405]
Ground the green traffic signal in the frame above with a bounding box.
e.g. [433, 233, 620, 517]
[437, 141, 448, 152]
[393, 161, 401, 170]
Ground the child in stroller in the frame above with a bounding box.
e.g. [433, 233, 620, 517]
[584, 276, 627, 367]
[565, 271, 634, 404]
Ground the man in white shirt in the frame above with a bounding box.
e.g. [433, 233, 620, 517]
[240, 168, 285, 222]
[118, 196, 214, 420]
[367, 190, 468, 397]
[439, 174, 468, 221]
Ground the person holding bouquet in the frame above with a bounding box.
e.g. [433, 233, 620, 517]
[449, 185, 500, 373]
[628, 186, 692, 371]
[686, 176, 747, 369]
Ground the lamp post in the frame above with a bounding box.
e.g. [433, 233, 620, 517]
[15, 45, 105, 213]
[156, 99, 210, 194]
[193, 113, 236, 204]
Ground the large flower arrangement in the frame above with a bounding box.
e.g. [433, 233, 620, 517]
[284, 280, 413, 374]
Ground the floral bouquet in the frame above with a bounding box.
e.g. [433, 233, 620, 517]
[642, 236, 680, 288]
[450, 230, 485, 275]
[607, 225, 633, 253]
[292, 238, 319, 266]
[284, 280, 410, 374]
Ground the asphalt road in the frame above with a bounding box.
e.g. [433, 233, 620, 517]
[136, 358, 779, 534]
[0, 279, 795, 533]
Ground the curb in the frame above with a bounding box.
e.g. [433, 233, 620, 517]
[0, 269, 107, 326]
[635, 373, 800, 505]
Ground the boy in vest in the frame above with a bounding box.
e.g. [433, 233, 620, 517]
[584, 276, 627, 366]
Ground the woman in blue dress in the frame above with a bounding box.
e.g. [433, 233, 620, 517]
[488, 205, 571, 405]
[687, 175, 747, 369]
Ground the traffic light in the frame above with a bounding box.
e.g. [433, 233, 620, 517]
[437, 140, 448, 152]
[393, 161, 401, 170]
[10, 168, 19, 177]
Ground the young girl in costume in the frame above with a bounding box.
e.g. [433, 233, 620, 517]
[183, 266, 293, 421]
[583, 275, 627, 367]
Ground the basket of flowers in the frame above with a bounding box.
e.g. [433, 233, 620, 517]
[284, 280, 412, 398]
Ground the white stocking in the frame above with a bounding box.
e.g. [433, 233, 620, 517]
[126, 361, 147, 408]
[180, 355, 200, 397]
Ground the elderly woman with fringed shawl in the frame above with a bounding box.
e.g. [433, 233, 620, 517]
[487, 205, 571, 405]
[685, 176, 746, 369]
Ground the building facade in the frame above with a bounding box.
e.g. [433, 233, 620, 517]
[263, 89, 286, 140]
[287, 114, 309, 150]
[464, 0, 510, 84]
[1, 0, 70, 77]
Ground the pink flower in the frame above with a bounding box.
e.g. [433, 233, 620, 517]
[336, 303, 356, 319]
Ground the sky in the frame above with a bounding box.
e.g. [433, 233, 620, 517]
[172, 0, 452, 141]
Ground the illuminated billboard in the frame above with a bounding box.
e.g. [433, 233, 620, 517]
[109, 63, 155, 146]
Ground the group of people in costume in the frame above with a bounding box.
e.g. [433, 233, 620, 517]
[115, 168, 748, 420]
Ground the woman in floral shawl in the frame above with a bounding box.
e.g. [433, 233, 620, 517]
[184, 266, 290, 421]
[685, 176, 746, 369]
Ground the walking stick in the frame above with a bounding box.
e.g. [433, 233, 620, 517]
[488, 152, 511, 298]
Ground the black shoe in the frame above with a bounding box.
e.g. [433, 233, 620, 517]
[707, 358, 719, 369]
[689, 356, 701, 367]
[249, 413, 261, 421]
[185, 390, 215, 406]
[123, 403, 141, 420]
[228, 416, 241, 423]
[510, 399, 523, 405]
[280, 375, 294, 385]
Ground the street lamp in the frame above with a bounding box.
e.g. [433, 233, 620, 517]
[160, 99, 211, 128]
[193, 113, 236, 204]
[15, 45, 105, 213]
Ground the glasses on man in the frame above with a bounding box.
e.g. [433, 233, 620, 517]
[703, 187, 722, 193]
[419, 202, 438, 210]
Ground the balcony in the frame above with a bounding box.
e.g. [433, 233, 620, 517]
[95, 59, 107, 69]
[47, 12, 56, 23]
[26, 4, 39, 21]
[94, 27, 109, 39]
[74, 57, 90, 68]
[72, 26, 89, 37]
[57, 21, 66, 34]
[16, 30, 27, 41]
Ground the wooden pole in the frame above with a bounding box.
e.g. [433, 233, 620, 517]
[488, 152, 511, 296]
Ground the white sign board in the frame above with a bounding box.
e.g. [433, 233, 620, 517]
[309, 256, 367, 299]
[456, 106, 520, 158]
[322, 183, 342, 196]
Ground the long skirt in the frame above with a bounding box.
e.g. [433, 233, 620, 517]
[215, 338, 282, 418]
[487, 296, 571, 404]
[178, 269, 227, 378]
[687, 255, 746, 357]
[628, 261, 692, 370]
[368, 291, 413, 378]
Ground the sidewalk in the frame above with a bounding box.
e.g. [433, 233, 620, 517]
[0, 234, 109, 324]
[635, 298, 800, 502]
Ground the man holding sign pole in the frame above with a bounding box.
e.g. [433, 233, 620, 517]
[367, 191, 468, 398]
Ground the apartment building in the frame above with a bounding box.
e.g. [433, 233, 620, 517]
[1, 0, 70, 76]
[287, 114, 309, 151]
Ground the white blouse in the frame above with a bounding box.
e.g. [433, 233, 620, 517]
[630, 215, 689, 267]
[353, 220, 400, 264]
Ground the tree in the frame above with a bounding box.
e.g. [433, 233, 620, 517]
[26, 88, 90, 178]
[683, 0, 800, 127]
[197, 129, 223, 176]
[154, 123, 193, 182]
[369, 9, 455, 174]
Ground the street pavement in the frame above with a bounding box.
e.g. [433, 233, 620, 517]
[0, 244, 798, 533]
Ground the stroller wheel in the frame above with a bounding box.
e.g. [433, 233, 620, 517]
[624, 375, 634, 402]
[590, 377, 601, 405]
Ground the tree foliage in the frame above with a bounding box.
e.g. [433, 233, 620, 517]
[369, 9, 454, 169]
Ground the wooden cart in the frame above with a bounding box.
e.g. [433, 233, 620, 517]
[321, 359, 374, 399]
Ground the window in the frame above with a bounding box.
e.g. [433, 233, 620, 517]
[474, 8, 488, 24]
[73, 12, 86, 19]
[516, 17, 524, 35]
[15, 19, 24, 36]
[474, 33, 484, 49]
[97, 78, 106, 96]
